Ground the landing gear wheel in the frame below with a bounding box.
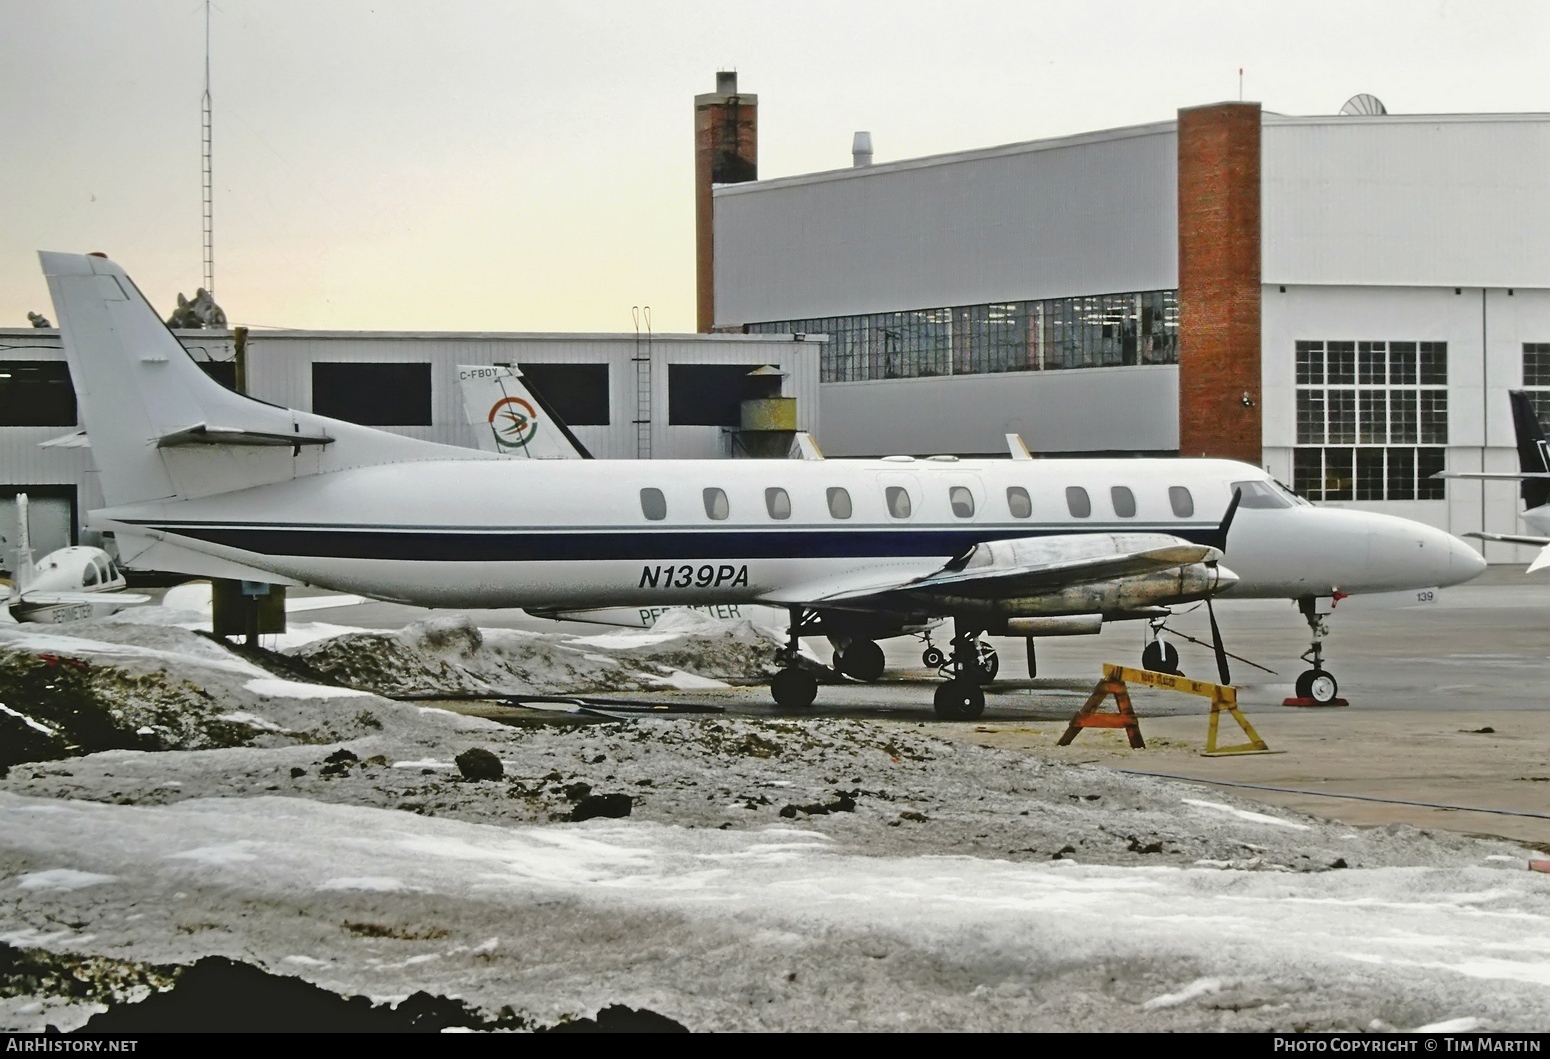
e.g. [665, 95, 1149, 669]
[973, 643, 1000, 683]
[1141, 640, 1180, 675]
[770, 668, 818, 709]
[836, 639, 885, 682]
[1295, 668, 1338, 704]
[921, 646, 946, 669]
[933, 680, 985, 721]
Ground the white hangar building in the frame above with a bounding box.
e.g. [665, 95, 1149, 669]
[697, 76, 1550, 561]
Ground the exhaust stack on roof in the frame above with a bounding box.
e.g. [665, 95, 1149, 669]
[852, 131, 873, 167]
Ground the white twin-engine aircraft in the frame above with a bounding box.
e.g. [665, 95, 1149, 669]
[41, 251, 1486, 717]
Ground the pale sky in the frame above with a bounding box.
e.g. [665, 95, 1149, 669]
[2, 1, 1547, 334]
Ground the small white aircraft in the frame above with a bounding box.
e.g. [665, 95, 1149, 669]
[40, 251, 1487, 714]
[1438, 390, 1550, 572]
[1, 494, 149, 624]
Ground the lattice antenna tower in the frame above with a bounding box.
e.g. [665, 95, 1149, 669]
[201, 0, 215, 296]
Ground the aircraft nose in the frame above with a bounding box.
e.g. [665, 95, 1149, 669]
[1444, 531, 1488, 586]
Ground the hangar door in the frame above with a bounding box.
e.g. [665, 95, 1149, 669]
[0, 488, 75, 570]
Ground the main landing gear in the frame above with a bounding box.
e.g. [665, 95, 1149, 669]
[920, 631, 998, 683]
[770, 607, 818, 709]
[1293, 596, 1341, 705]
[932, 621, 996, 720]
[832, 637, 886, 682]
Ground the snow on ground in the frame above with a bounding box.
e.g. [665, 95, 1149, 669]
[0, 612, 1547, 1032]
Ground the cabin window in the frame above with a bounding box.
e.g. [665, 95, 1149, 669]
[826, 487, 852, 519]
[1065, 486, 1092, 518]
[703, 488, 729, 520]
[93, 557, 110, 583]
[1006, 487, 1032, 519]
[81, 563, 99, 587]
[1111, 486, 1136, 518]
[1168, 486, 1194, 517]
[885, 486, 911, 518]
[765, 487, 791, 520]
[948, 486, 975, 518]
[639, 488, 667, 521]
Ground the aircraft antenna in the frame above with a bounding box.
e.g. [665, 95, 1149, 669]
[201, 0, 215, 297]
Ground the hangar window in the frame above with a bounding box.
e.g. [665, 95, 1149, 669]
[765, 487, 791, 520]
[703, 488, 729, 520]
[1110, 486, 1136, 518]
[1294, 339, 1447, 501]
[1168, 486, 1194, 518]
[667, 364, 768, 426]
[1523, 344, 1550, 431]
[1006, 487, 1032, 519]
[312, 363, 431, 426]
[747, 289, 1178, 383]
[517, 363, 610, 425]
[0, 362, 76, 427]
[885, 486, 912, 519]
[948, 486, 974, 518]
[826, 487, 852, 519]
[640, 488, 667, 521]
[1065, 487, 1091, 518]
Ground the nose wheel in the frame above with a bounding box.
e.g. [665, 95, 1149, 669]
[1289, 597, 1346, 706]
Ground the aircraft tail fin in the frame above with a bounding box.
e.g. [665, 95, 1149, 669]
[457, 364, 592, 458]
[1507, 390, 1550, 509]
[42, 251, 490, 508]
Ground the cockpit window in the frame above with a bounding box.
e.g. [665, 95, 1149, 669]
[1230, 479, 1295, 509]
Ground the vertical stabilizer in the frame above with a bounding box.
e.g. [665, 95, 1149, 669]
[456, 364, 591, 458]
[1507, 390, 1550, 510]
[41, 252, 303, 505]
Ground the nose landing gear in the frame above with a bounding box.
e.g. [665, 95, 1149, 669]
[1288, 597, 1345, 706]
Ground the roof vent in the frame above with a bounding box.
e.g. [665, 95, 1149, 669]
[852, 131, 873, 167]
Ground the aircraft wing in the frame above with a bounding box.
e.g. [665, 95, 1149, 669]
[17, 590, 153, 606]
[759, 533, 1225, 610]
[1465, 531, 1550, 573]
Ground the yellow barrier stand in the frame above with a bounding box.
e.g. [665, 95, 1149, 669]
[1057, 663, 1278, 756]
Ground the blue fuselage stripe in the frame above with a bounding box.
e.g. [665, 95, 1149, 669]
[129, 523, 1219, 562]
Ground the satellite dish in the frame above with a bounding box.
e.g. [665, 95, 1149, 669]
[1339, 93, 1387, 116]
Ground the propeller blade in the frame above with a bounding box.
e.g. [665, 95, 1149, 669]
[1208, 488, 1243, 552]
[1205, 594, 1231, 686]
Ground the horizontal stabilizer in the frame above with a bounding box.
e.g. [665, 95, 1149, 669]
[39, 430, 90, 449]
[156, 423, 334, 448]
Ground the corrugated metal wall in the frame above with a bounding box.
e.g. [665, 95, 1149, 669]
[243, 331, 820, 460]
[819, 366, 1178, 457]
[713, 123, 1179, 326]
[1263, 115, 1550, 288]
